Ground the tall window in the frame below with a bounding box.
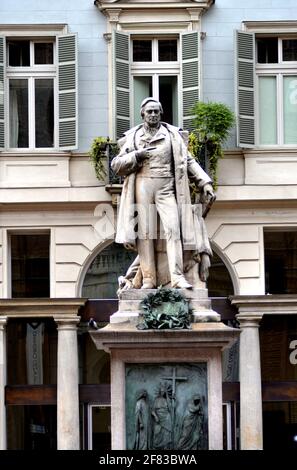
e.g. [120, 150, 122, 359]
[264, 230, 297, 294]
[132, 37, 179, 126]
[113, 31, 200, 138]
[7, 39, 55, 149]
[257, 37, 297, 145]
[11, 233, 50, 297]
[0, 32, 78, 151]
[236, 29, 297, 147]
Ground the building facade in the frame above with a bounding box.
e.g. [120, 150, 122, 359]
[0, 0, 297, 450]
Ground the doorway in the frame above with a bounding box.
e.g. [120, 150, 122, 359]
[87, 404, 111, 450]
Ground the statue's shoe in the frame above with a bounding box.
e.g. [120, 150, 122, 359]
[141, 281, 156, 289]
[172, 278, 193, 289]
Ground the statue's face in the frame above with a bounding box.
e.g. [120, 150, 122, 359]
[142, 103, 161, 127]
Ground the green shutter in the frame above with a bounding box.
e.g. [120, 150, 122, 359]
[58, 33, 78, 150]
[181, 31, 200, 131]
[235, 30, 255, 147]
[0, 36, 5, 150]
[113, 31, 130, 139]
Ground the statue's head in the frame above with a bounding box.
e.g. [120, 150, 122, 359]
[193, 394, 201, 406]
[136, 389, 147, 400]
[140, 97, 163, 127]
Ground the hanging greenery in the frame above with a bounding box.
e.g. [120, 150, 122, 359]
[89, 137, 120, 182]
[137, 287, 192, 330]
[188, 101, 235, 189]
[88, 136, 109, 180]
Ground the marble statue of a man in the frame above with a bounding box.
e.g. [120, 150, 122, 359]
[111, 97, 215, 290]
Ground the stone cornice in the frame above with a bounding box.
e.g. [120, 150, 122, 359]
[95, 0, 214, 11]
[243, 20, 297, 34]
[90, 321, 239, 353]
[230, 295, 297, 316]
[0, 24, 68, 36]
[0, 298, 87, 319]
[95, 0, 214, 23]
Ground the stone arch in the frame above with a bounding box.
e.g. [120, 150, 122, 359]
[76, 239, 114, 298]
[76, 240, 137, 298]
[209, 242, 239, 296]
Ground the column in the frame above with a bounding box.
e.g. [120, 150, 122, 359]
[56, 317, 80, 450]
[237, 314, 263, 450]
[0, 317, 7, 450]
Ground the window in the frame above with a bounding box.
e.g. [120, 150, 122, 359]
[132, 37, 179, 126]
[236, 28, 297, 147]
[113, 31, 200, 138]
[0, 32, 77, 151]
[7, 39, 55, 149]
[260, 315, 297, 450]
[257, 37, 297, 145]
[264, 231, 297, 294]
[10, 233, 50, 297]
[87, 405, 111, 450]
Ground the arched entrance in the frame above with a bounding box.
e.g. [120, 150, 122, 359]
[82, 242, 136, 299]
[207, 250, 234, 297]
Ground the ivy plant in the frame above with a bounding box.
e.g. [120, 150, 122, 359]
[188, 101, 235, 189]
[89, 137, 120, 182]
[88, 136, 109, 180]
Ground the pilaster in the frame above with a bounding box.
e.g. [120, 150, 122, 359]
[0, 317, 7, 450]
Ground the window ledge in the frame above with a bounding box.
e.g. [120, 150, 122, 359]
[243, 147, 297, 155]
[0, 151, 73, 158]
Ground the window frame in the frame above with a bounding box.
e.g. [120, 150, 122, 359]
[6, 38, 58, 151]
[130, 34, 181, 127]
[87, 404, 111, 450]
[0, 24, 78, 152]
[113, 29, 200, 139]
[240, 21, 297, 149]
[6, 229, 52, 299]
[256, 36, 297, 147]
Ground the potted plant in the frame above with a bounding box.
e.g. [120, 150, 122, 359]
[188, 101, 235, 188]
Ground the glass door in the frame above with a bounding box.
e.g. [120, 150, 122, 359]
[87, 404, 111, 450]
[223, 402, 239, 450]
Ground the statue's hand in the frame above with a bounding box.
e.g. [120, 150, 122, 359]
[135, 147, 156, 162]
[201, 183, 215, 204]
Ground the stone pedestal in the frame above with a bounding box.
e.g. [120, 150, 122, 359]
[91, 320, 239, 450]
[111, 288, 220, 324]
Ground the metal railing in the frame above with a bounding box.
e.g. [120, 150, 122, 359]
[106, 142, 123, 185]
